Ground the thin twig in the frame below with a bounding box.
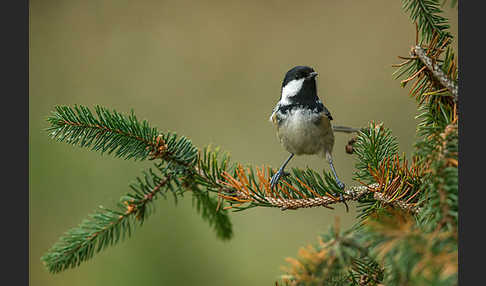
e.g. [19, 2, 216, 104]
[373, 192, 420, 215]
[223, 183, 420, 214]
[332, 125, 361, 134]
[412, 45, 458, 102]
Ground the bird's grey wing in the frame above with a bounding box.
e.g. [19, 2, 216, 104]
[317, 100, 333, 120]
[323, 105, 333, 120]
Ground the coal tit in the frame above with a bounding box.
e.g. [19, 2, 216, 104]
[269, 66, 345, 191]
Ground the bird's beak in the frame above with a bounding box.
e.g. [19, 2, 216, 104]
[307, 72, 318, 80]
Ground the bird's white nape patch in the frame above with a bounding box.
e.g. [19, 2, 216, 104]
[280, 78, 305, 105]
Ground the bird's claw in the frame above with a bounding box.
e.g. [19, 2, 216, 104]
[270, 170, 289, 189]
[336, 180, 345, 190]
[334, 180, 345, 200]
[333, 180, 349, 212]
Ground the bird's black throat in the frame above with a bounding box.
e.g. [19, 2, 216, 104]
[276, 65, 333, 120]
[278, 79, 327, 115]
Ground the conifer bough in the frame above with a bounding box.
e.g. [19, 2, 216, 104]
[42, 0, 458, 284]
[41, 104, 423, 275]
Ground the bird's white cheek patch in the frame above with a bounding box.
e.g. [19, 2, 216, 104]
[280, 78, 305, 105]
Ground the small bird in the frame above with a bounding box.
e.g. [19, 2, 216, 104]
[269, 65, 345, 191]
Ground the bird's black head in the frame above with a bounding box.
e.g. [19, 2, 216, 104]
[281, 66, 317, 88]
[280, 66, 319, 106]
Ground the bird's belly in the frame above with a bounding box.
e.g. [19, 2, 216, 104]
[277, 110, 334, 156]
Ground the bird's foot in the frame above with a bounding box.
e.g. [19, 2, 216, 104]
[336, 180, 345, 190]
[333, 180, 348, 212]
[270, 170, 290, 189]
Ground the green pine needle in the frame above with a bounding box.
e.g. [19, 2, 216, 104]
[353, 123, 399, 183]
[41, 167, 175, 273]
[47, 105, 159, 161]
[191, 189, 233, 240]
[402, 0, 451, 43]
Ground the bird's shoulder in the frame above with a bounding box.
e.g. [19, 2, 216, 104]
[318, 100, 333, 120]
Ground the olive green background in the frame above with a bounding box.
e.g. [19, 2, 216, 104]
[29, 1, 457, 285]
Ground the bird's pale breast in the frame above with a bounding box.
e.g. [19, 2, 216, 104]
[274, 108, 334, 156]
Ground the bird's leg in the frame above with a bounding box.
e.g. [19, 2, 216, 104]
[326, 152, 345, 189]
[270, 153, 294, 189]
[325, 152, 349, 211]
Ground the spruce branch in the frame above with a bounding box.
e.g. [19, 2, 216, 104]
[218, 164, 348, 211]
[47, 105, 160, 161]
[362, 210, 457, 284]
[353, 122, 399, 184]
[41, 158, 235, 273]
[411, 45, 458, 102]
[348, 122, 428, 224]
[395, 0, 458, 119]
[394, 33, 457, 108]
[46, 105, 198, 165]
[366, 154, 425, 215]
[41, 169, 173, 273]
[373, 193, 420, 215]
[279, 219, 384, 286]
[402, 0, 451, 43]
[191, 187, 233, 240]
[218, 164, 420, 214]
[419, 120, 458, 233]
[43, 106, 431, 277]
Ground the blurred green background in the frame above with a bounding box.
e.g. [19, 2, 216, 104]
[29, 1, 457, 285]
